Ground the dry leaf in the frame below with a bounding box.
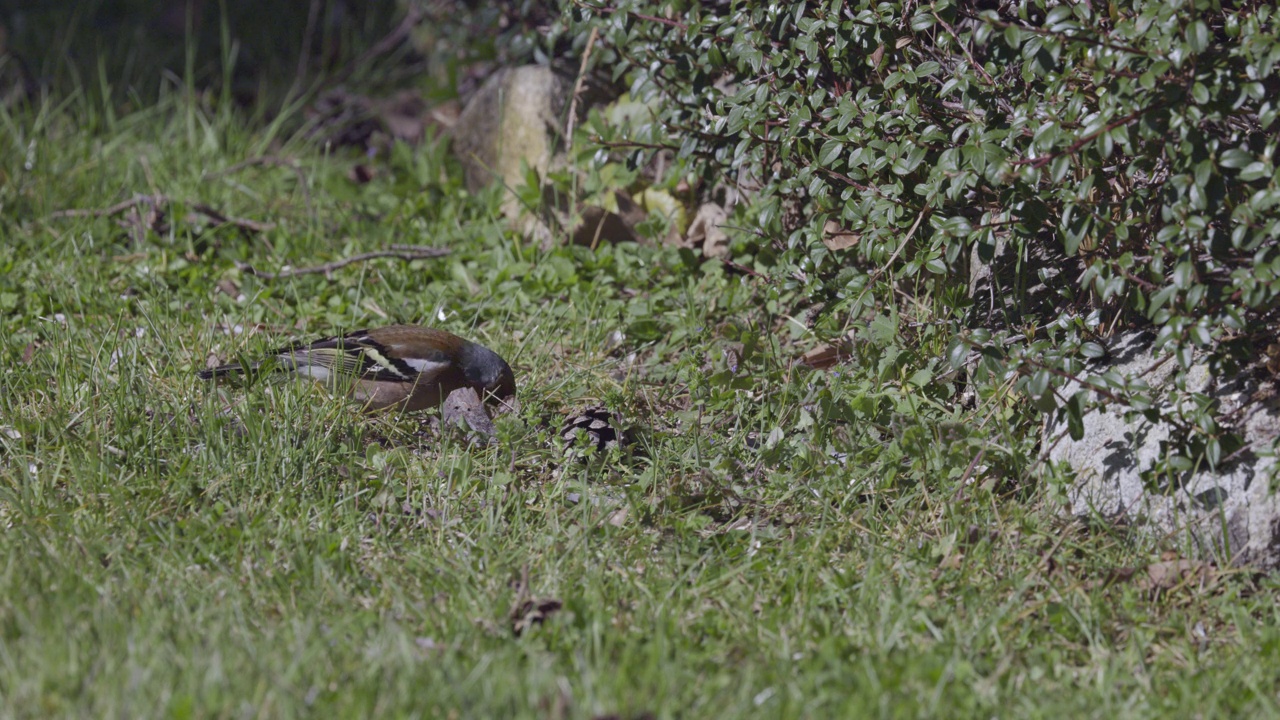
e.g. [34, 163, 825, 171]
[1099, 559, 1216, 593]
[633, 187, 687, 240]
[373, 90, 427, 144]
[1143, 559, 1215, 590]
[216, 278, 240, 298]
[799, 342, 851, 370]
[1265, 342, 1280, 375]
[822, 220, 859, 251]
[441, 387, 497, 437]
[607, 507, 629, 527]
[685, 202, 730, 258]
[869, 44, 885, 69]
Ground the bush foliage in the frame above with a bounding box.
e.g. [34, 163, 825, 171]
[567, 0, 1280, 469]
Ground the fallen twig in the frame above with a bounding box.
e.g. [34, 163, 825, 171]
[187, 202, 277, 233]
[52, 194, 276, 233]
[720, 256, 769, 280]
[235, 244, 450, 280]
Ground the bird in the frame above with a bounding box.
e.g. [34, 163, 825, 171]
[197, 325, 516, 412]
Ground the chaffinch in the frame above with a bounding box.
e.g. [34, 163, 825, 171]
[198, 324, 516, 411]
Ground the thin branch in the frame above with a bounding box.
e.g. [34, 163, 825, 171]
[51, 194, 275, 233]
[188, 203, 277, 233]
[932, 12, 995, 84]
[235, 245, 450, 280]
[590, 137, 682, 153]
[815, 165, 875, 194]
[630, 10, 688, 31]
[52, 195, 156, 219]
[959, 11, 1150, 56]
[951, 447, 987, 501]
[720, 256, 769, 280]
[843, 208, 930, 331]
[1012, 105, 1159, 169]
[573, 0, 689, 31]
[566, 26, 601, 143]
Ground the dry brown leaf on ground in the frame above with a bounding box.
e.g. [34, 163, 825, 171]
[822, 219, 859, 251]
[1098, 558, 1217, 593]
[685, 202, 730, 258]
[798, 342, 852, 370]
[441, 387, 497, 437]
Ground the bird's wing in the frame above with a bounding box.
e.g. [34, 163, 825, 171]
[277, 330, 425, 383]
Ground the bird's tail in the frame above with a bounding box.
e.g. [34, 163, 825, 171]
[196, 360, 266, 381]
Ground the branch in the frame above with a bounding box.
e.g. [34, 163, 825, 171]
[51, 194, 275, 233]
[573, 1, 689, 31]
[958, 11, 1150, 56]
[1012, 105, 1159, 169]
[566, 26, 601, 143]
[932, 12, 994, 84]
[235, 245, 450, 280]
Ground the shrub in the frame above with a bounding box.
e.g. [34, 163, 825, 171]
[564, 0, 1280, 470]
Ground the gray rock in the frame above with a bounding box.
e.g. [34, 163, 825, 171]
[450, 65, 641, 247]
[1046, 331, 1280, 569]
[451, 65, 568, 205]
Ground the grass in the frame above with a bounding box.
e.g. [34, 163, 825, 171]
[2, 40, 1280, 720]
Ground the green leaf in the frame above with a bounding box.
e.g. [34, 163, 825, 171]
[1187, 20, 1210, 53]
[1027, 369, 1050, 397]
[910, 13, 936, 31]
[1066, 393, 1086, 440]
[818, 139, 843, 167]
[1206, 437, 1222, 469]
[1219, 148, 1253, 169]
[1172, 261, 1194, 289]
[907, 368, 933, 387]
[1239, 161, 1271, 182]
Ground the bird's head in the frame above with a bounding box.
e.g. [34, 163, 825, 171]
[459, 341, 517, 403]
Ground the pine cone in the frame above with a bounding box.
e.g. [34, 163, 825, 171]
[560, 406, 625, 455]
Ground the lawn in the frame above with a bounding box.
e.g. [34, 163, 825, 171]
[2, 19, 1280, 720]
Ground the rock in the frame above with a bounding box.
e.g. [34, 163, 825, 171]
[441, 387, 497, 438]
[1046, 331, 1280, 570]
[451, 65, 632, 247]
[451, 66, 569, 210]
